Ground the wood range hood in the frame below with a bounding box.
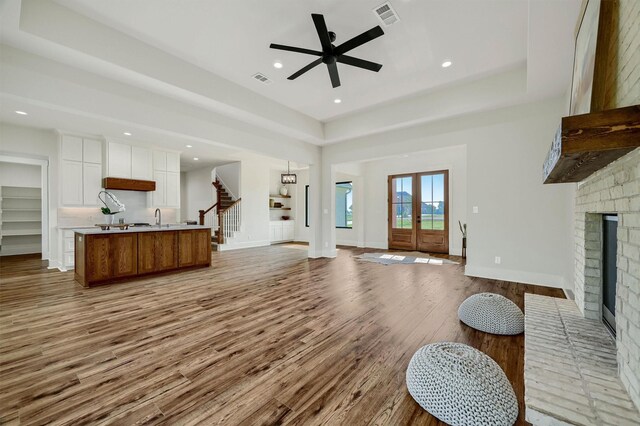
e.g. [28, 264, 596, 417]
[102, 177, 156, 192]
[543, 105, 640, 184]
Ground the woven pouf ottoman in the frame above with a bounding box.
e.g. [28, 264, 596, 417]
[406, 342, 518, 426]
[458, 293, 524, 335]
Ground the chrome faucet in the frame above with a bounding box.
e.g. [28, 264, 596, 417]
[155, 208, 162, 228]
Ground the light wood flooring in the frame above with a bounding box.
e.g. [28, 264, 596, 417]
[0, 245, 563, 425]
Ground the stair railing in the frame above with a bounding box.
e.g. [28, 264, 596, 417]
[218, 198, 241, 244]
[198, 202, 219, 228]
[198, 179, 223, 226]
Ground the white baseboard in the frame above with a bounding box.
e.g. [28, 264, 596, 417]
[218, 240, 270, 251]
[464, 265, 566, 289]
[336, 240, 358, 247]
[363, 241, 387, 249]
[47, 259, 63, 271]
[322, 248, 337, 258]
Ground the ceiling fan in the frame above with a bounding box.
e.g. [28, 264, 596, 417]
[270, 14, 384, 88]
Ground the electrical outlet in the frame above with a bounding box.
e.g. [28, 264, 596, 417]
[324, 242, 329, 248]
[495, 256, 501, 264]
[473, 206, 479, 214]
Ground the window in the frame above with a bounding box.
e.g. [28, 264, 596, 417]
[305, 185, 310, 227]
[420, 173, 445, 230]
[391, 176, 413, 229]
[335, 181, 353, 229]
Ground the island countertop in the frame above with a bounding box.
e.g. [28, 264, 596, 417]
[73, 225, 210, 235]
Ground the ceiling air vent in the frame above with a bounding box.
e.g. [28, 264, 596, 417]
[252, 72, 273, 85]
[373, 2, 400, 27]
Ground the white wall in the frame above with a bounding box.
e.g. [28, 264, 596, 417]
[294, 169, 310, 242]
[359, 145, 467, 254]
[216, 162, 241, 199]
[181, 166, 215, 222]
[217, 158, 270, 249]
[322, 98, 575, 289]
[0, 162, 41, 187]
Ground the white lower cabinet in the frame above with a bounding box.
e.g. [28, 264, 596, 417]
[270, 220, 295, 243]
[59, 230, 76, 270]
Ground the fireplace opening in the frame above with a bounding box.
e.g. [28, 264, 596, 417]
[602, 214, 617, 337]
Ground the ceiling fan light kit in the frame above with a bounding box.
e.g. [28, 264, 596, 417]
[270, 13, 385, 88]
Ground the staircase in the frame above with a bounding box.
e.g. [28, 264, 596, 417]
[211, 179, 232, 246]
[199, 178, 241, 250]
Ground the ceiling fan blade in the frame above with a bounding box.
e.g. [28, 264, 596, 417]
[327, 62, 341, 88]
[334, 26, 384, 56]
[337, 55, 382, 72]
[288, 58, 323, 80]
[311, 14, 332, 53]
[270, 43, 322, 56]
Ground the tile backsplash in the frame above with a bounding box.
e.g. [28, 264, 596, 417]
[57, 190, 178, 226]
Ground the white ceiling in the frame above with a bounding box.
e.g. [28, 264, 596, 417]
[53, 0, 530, 121]
[0, 0, 582, 156]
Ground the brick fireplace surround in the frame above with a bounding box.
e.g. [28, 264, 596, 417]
[574, 148, 640, 408]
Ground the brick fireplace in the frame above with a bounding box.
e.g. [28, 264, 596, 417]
[574, 148, 640, 409]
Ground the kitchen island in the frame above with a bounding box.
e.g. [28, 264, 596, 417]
[74, 225, 211, 287]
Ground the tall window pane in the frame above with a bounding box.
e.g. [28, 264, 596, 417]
[391, 176, 412, 229]
[336, 182, 353, 228]
[305, 185, 310, 227]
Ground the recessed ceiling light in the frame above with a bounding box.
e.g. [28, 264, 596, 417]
[334, 98, 342, 104]
[193, 157, 199, 161]
[273, 61, 283, 69]
[186, 144, 193, 148]
[441, 61, 452, 68]
[123, 132, 132, 136]
[15, 110, 28, 115]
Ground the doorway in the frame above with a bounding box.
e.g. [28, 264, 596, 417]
[387, 170, 449, 253]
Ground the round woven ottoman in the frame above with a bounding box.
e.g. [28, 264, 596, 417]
[406, 342, 518, 426]
[458, 293, 524, 335]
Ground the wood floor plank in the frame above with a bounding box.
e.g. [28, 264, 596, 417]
[0, 246, 564, 425]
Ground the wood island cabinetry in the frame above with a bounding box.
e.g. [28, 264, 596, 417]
[75, 227, 211, 287]
[138, 231, 179, 274]
[178, 230, 211, 267]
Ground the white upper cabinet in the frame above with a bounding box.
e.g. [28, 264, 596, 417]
[60, 134, 104, 207]
[61, 160, 83, 206]
[151, 150, 180, 207]
[166, 152, 180, 172]
[83, 138, 102, 164]
[153, 151, 167, 171]
[61, 135, 83, 161]
[106, 142, 132, 178]
[166, 172, 179, 207]
[131, 146, 152, 180]
[152, 171, 166, 206]
[82, 163, 102, 206]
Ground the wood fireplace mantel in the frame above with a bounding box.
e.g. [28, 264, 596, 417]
[543, 105, 640, 184]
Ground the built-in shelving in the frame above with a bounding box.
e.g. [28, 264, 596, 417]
[0, 186, 42, 256]
[270, 207, 292, 210]
[269, 194, 291, 198]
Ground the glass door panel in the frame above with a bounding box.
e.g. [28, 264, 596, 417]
[391, 176, 413, 229]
